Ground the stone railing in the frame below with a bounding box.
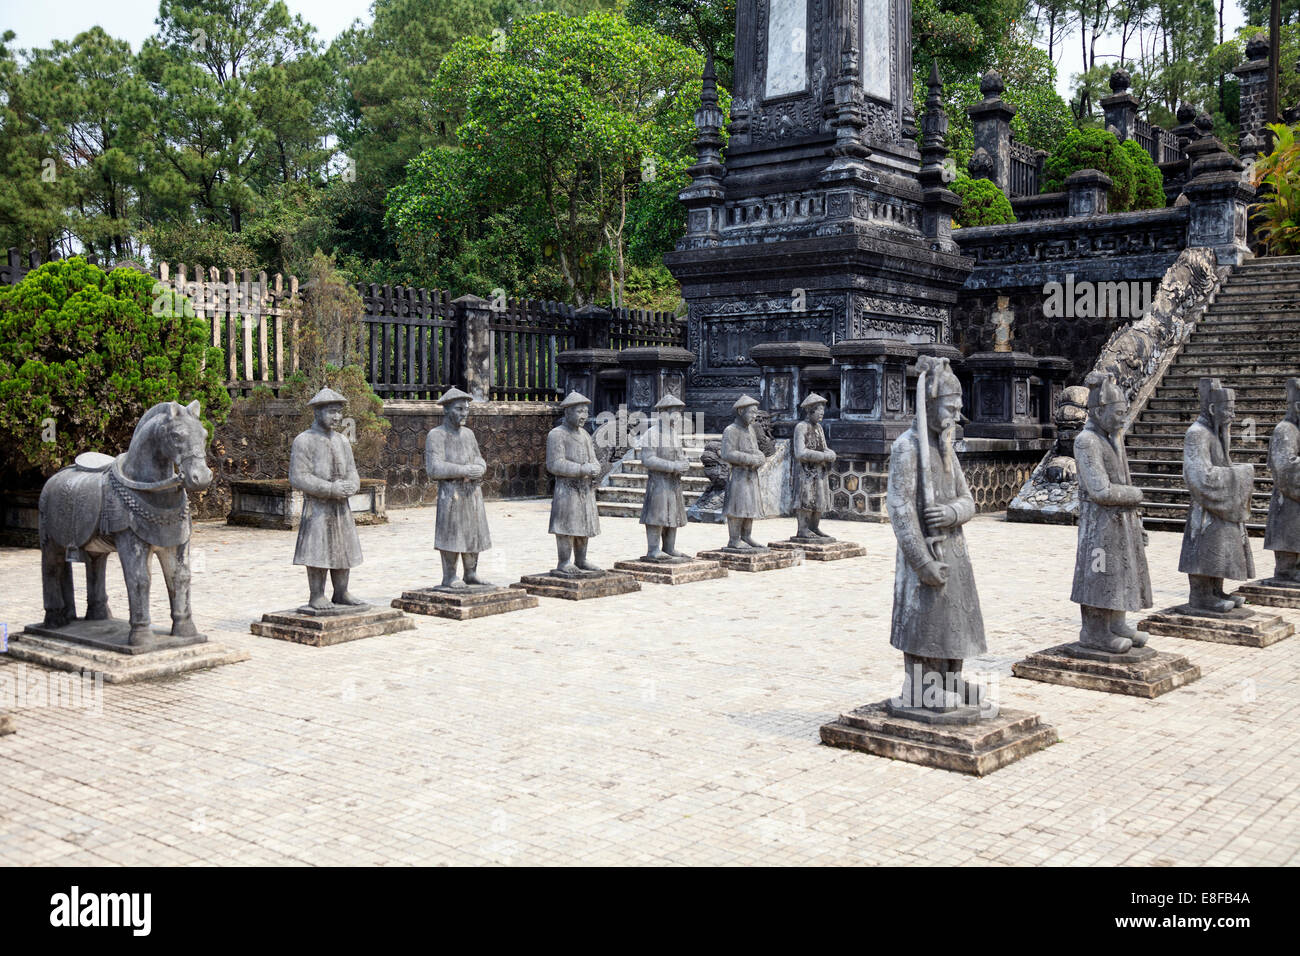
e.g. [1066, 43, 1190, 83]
[1008, 140, 1044, 198]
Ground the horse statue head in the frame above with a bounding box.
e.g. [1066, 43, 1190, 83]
[124, 400, 214, 492]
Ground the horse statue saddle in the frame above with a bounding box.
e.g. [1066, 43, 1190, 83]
[74, 452, 116, 472]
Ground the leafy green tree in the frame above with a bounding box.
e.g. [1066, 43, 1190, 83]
[1043, 127, 1139, 209]
[952, 172, 1016, 225]
[1121, 138, 1166, 209]
[625, 0, 736, 89]
[915, 0, 1026, 83]
[0, 257, 230, 486]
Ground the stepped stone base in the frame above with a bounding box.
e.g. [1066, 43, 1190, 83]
[251, 604, 416, 646]
[1235, 577, 1300, 609]
[1013, 642, 1201, 698]
[10, 621, 248, 684]
[0, 713, 15, 736]
[511, 570, 641, 601]
[1138, 604, 1294, 647]
[820, 701, 1057, 776]
[392, 585, 538, 620]
[768, 538, 866, 561]
[697, 547, 803, 572]
[612, 558, 728, 585]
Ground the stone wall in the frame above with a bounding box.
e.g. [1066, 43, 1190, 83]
[196, 400, 555, 520]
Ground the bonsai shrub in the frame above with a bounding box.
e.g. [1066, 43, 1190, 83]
[1042, 128, 1138, 211]
[0, 256, 230, 485]
[952, 173, 1016, 227]
[1121, 138, 1166, 210]
[1252, 121, 1300, 255]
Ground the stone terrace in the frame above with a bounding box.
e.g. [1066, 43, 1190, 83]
[0, 503, 1297, 865]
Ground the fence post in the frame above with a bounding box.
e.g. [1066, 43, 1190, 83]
[454, 294, 493, 402]
[1234, 33, 1271, 159]
[967, 70, 1015, 194]
[1101, 68, 1139, 142]
[1066, 169, 1112, 217]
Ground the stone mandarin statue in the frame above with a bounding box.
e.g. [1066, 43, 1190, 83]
[289, 387, 365, 610]
[792, 392, 836, 541]
[1265, 377, 1300, 584]
[547, 391, 603, 575]
[722, 394, 766, 550]
[1180, 377, 1255, 612]
[424, 387, 493, 588]
[886, 355, 986, 712]
[639, 395, 692, 563]
[1071, 371, 1153, 652]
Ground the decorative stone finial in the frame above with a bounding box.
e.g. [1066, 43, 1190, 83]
[980, 70, 1004, 100]
[1109, 68, 1131, 93]
[1176, 102, 1196, 124]
[1246, 33, 1269, 61]
[1194, 111, 1214, 136]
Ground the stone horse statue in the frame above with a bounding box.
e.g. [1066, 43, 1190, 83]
[39, 400, 214, 646]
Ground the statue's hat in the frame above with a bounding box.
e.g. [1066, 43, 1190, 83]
[916, 356, 961, 398]
[307, 387, 348, 408]
[1084, 371, 1125, 408]
[733, 394, 759, 411]
[800, 392, 828, 409]
[1197, 376, 1233, 412]
[1287, 377, 1300, 404]
[654, 394, 686, 410]
[436, 386, 474, 405]
[559, 391, 591, 409]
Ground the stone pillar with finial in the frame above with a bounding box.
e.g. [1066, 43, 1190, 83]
[1101, 68, 1139, 142]
[677, 51, 726, 251]
[967, 70, 1016, 194]
[1235, 33, 1271, 159]
[918, 63, 961, 253]
[1183, 111, 1255, 264]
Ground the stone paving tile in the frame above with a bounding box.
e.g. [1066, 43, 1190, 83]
[1, 500, 1298, 865]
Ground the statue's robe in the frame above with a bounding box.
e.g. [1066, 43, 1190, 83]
[290, 427, 362, 569]
[425, 423, 491, 554]
[547, 424, 600, 537]
[721, 421, 764, 519]
[886, 425, 986, 659]
[792, 420, 832, 514]
[1071, 421, 1152, 611]
[639, 424, 687, 529]
[1265, 419, 1300, 555]
[1178, 419, 1255, 580]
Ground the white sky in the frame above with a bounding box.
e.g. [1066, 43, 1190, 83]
[0, 0, 1256, 102]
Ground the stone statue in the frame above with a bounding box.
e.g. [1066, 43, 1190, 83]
[792, 393, 836, 540]
[886, 355, 986, 712]
[1071, 371, 1152, 651]
[1179, 377, 1255, 612]
[721, 394, 766, 550]
[639, 395, 692, 563]
[547, 391, 603, 575]
[1265, 377, 1300, 584]
[37, 401, 213, 646]
[991, 295, 1014, 353]
[424, 387, 492, 588]
[290, 387, 365, 610]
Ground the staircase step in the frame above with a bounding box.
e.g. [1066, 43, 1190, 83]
[608, 473, 711, 490]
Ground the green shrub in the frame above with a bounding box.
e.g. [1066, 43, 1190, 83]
[952, 173, 1016, 227]
[1251, 121, 1300, 255]
[1042, 128, 1137, 211]
[1121, 139, 1166, 210]
[0, 256, 231, 483]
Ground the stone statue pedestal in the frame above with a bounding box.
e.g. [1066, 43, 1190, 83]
[0, 713, 13, 737]
[251, 603, 416, 647]
[10, 620, 248, 684]
[1234, 578, 1300, 609]
[1138, 604, 1294, 648]
[819, 701, 1058, 777]
[392, 585, 538, 620]
[696, 547, 802, 572]
[768, 538, 865, 561]
[612, 558, 727, 586]
[1013, 642, 1201, 698]
[511, 570, 640, 601]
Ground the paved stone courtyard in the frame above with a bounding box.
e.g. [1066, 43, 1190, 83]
[1, 501, 1297, 866]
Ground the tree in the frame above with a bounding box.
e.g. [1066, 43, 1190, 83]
[625, 0, 737, 89]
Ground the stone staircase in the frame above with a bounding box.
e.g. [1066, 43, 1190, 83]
[1127, 255, 1300, 536]
[596, 433, 719, 518]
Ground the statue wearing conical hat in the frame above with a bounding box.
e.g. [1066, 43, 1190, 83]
[639, 395, 692, 563]
[886, 356, 986, 713]
[792, 392, 836, 541]
[1071, 371, 1153, 652]
[547, 392, 603, 575]
[290, 387, 365, 609]
[721, 394, 766, 550]
[1265, 377, 1300, 584]
[425, 387, 492, 588]
[1179, 377, 1255, 612]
